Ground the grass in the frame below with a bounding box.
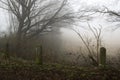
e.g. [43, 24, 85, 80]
[0, 54, 120, 80]
[0, 62, 120, 80]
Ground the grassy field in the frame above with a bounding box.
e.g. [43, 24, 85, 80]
[0, 52, 119, 80]
[0, 62, 120, 80]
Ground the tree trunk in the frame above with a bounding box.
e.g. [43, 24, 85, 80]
[15, 21, 23, 55]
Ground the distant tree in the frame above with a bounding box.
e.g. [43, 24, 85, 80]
[71, 23, 103, 66]
[104, 8, 120, 30]
[0, 0, 75, 53]
[93, 3, 120, 30]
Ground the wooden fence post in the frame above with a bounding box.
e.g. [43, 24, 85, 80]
[5, 41, 10, 60]
[99, 47, 106, 67]
[35, 45, 43, 65]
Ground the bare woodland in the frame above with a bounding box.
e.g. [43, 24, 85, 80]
[0, 0, 120, 68]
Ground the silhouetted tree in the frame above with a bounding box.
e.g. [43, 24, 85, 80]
[0, 0, 75, 54]
[71, 23, 103, 66]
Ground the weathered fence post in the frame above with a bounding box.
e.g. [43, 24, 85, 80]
[5, 41, 10, 60]
[35, 45, 43, 65]
[4, 40, 10, 64]
[99, 47, 106, 67]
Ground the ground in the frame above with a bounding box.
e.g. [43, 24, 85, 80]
[0, 63, 120, 80]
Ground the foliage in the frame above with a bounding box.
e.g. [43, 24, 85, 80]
[0, 63, 119, 80]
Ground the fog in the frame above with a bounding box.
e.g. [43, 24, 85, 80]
[61, 0, 120, 55]
[0, 0, 120, 56]
[0, 1, 120, 79]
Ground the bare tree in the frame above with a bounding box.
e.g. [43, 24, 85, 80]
[87, 23, 102, 64]
[93, 4, 120, 30]
[70, 23, 103, 66]
[0, 0, 75, 53]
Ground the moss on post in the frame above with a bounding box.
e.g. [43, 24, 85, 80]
[5, 41, 10, 59]
[35, 45, 43, 65]
[99, 47, 106, 67]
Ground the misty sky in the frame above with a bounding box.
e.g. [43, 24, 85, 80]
[0, 0, 120, 54]
[62, 0, 120, 54]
